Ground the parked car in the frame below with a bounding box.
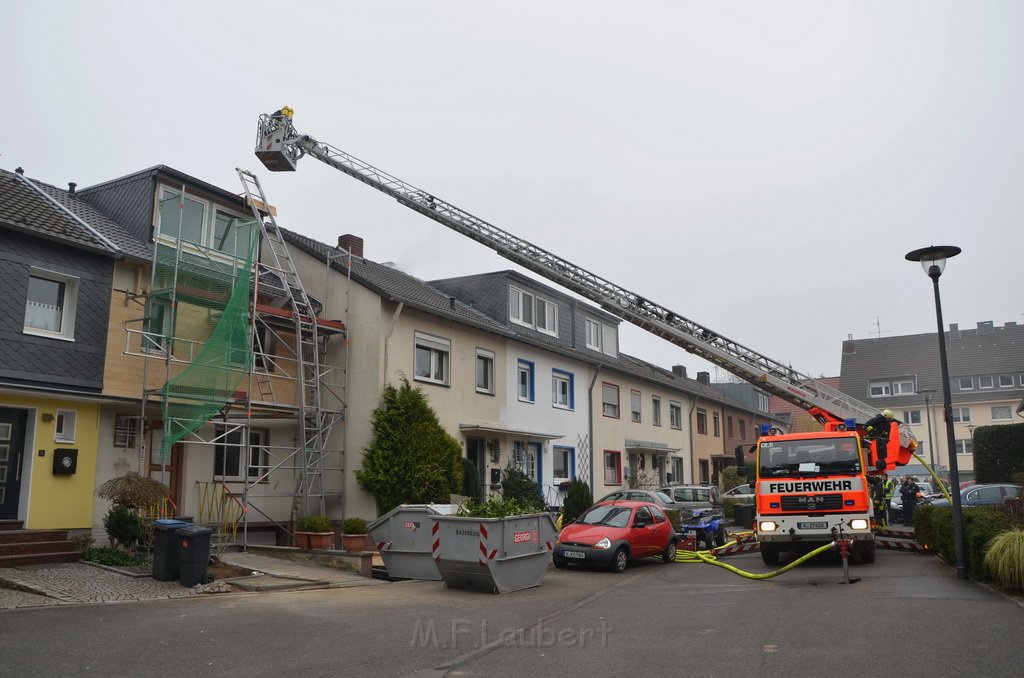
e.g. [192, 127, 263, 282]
[553, 501, 677, 573]
[928, 483, 1021, 508]
[722, 483, 754, 500]
[658, 484, 722, 513]
[598, 489, 682, 512]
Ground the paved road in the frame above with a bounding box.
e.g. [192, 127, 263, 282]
[1, 550, 1020, 677]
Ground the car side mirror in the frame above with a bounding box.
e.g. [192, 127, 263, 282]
[634, 518, 649, 528]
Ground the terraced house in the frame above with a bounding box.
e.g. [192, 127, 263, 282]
[3, 162, 785, 556]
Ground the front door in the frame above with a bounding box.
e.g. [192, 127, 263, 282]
[0, 408, 28, 520]
[149, 433, 183, 514]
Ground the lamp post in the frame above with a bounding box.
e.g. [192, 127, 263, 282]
[918, 388, 937, 470]
[905, 245, 966, 579]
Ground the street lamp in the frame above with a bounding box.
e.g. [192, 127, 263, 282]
[905, 245, 967, 579]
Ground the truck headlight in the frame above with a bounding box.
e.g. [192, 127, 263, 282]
[594, 537, 612, 550]
[758, 521, 778, 532]
[849, 519, 869, 531]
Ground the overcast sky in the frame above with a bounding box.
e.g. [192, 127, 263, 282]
[3, 1, 1022, 381]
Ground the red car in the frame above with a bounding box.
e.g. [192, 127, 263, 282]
[553, 501, 677, 573]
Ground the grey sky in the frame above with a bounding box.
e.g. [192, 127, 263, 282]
[3, 1, 1022, 381]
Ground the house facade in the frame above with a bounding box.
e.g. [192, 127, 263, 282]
[839, 321, 1024, 481]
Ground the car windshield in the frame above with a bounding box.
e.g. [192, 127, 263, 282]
[577, 505, 633, 528]
[758, 438, 862, 477]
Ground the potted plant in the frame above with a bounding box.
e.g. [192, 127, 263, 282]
[340, 517, 369, 552]
[295, 514, 334, 550]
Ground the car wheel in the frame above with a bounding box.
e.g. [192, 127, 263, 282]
[609, 547, 629, 573]
[760, 543, 780, 566]
[662, 540, 677, 564]
[856, 541, 876, 564]
[553, 559, 568, 569]
[715, 526, 728, 547]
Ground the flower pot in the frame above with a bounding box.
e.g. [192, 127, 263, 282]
[296, 531, 334, 550]
[341, 533, 367, 552]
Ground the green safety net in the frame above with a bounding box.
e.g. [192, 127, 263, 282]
[151, 193, 261, 456]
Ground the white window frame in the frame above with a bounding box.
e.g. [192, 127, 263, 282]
[157, 187, 209, 245]
[518, 359, 535, 403]
[535, 296, 558, 337]
[999, 374, 1015, 388]
[991, 405, 1012, 421]
[954, 439, 973, 456]
[24, 268, 80, 341]
[951, 407, 971, 423]
[978, 376, 994, 390]
[652, 396, 662, 427]
[55, 409, 77, 443]
[475, 349, 495, 395]
[869, 382, 891, 397]
[631, 390, 642, 423]
[713, 412, 721, 437]
[893, 380, 916, 395]
[958, 377, 974, 391]
[552, 445, 573, 478]
[604, 450, 622, 485]
[414, 332, 451, 386]
[902, 410, 922, 425]
[669, 401, 682, 430]
[696, 408, 708, 435]
[113, 414, 138, 448]
[585, 318, 602, 351]
[552, 369, 573, 410]
[214, 426, 269, 482]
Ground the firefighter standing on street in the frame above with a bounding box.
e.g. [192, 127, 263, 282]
[883, 473, 897, 526]
[872, 472, 891, 527]
[900, 476, 921, 527]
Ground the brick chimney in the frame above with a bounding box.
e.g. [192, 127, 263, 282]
[338, 234, 363, 257]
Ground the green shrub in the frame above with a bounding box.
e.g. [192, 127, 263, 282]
[915, 505, 1019, 580]
[82, 547, 151, 567]
[458, 496, 540, 518]
[296, 514, 333, 532]
[341, 517, 368, 535]
[501, 464, 543, 510]
[984, 528, 1024, 590]
[103, 504, 144, 551]
[96, 472, 170, 509]
[561, 480, 593, 525]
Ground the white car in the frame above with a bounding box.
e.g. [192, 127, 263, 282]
[722, 484, 754, 500]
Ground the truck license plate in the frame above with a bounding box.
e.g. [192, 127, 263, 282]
[798, 522, 828, 529]
[563, 550, 585, 559]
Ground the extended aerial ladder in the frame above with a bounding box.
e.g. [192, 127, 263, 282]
[254, 109, 916, 470]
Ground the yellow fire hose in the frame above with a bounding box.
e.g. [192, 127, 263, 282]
[674, 537, 837, 580]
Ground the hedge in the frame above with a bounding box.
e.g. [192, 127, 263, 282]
[915, 505, 1020, 581]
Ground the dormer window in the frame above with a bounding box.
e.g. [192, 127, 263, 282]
[509, 285, 557, 336]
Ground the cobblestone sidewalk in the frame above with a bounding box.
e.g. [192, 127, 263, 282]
[0, 563, 205, 609]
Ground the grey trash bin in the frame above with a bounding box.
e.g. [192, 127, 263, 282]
[368, 504, 457, 580]
[430, 513, 557, 594]
[176, 524, 213, 587]
[152, 519, 189, 581]
[734, 504, 756, 529]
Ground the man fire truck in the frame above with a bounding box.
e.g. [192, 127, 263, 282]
[249, 109, 917, 566]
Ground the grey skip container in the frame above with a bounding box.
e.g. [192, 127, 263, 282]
[367, 504, 458, 580]
[430, 512, 557, 594]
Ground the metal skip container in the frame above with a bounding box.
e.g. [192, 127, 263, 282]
[430, 513, 557, 594]
[368, 504, 458, 580]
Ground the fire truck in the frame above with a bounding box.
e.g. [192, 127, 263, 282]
[251, 108, 917, 565]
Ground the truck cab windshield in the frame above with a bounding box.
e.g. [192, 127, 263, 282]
[758, 439, 862, 477]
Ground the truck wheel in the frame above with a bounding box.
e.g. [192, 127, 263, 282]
[760, 544, 780, 566]
[857, 541, 876, 564]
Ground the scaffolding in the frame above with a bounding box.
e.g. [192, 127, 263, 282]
[127, 174, 348, 547]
